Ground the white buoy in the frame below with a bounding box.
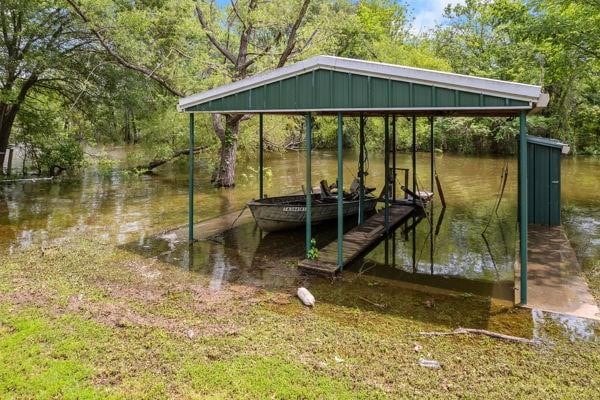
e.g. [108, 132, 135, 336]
[297, 287, 315, 307]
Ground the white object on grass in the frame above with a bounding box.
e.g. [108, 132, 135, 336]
[418, 358, 441, 369]
[297, 287, 315, 307]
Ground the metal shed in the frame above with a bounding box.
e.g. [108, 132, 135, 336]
[527, 135, 568, 226]
[178, 55, 549, 305]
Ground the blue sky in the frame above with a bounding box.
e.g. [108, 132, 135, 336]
[213, 1, 463, 33]
[407, 0, 464, 33]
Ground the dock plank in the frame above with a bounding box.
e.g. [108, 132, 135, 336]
[299, 205, 416, 274]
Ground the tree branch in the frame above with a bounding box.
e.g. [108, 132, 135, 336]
[240, 31, 282, 70]
[277, 0, 311, 67]
[65, 0, 184, 97]
[195, 4, 237, 65]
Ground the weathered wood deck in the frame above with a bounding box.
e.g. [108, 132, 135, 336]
[298, 204, 416, 274]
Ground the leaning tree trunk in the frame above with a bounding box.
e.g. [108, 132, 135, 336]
[211, 114, 241, 187]
[0, 103, 18, 172]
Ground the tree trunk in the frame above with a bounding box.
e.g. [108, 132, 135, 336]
[211, 114, 241, 187]
[0, 103, 18, 173]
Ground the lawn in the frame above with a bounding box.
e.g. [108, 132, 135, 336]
[0, 235, 598, 399]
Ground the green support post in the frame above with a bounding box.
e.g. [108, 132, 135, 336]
[337, 112, 344, 269]
[412, 116, 417, 204]
[305, 113, 312, 257]
[259, 113, 264, 199]
[358, 114, 365, 224]
[188, 113, 195, 243]
[430, 117, 434, 195]
[392, 115, 396, 201]
[430, 117, 435, 273]
[519, 111, 528, 305]
[384, 115, 390, 233]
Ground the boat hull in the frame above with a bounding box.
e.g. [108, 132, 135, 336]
[247, 195, 378, 232]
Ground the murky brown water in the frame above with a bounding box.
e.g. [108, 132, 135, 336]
[1, 149, 599, 302]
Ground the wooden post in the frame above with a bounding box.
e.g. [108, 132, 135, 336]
[519, 111, 528, 305]
[188, 113, 195, 243]
[6, 147, 13, 175]
[337, 112, 344, 269]
[305, 113, 312, 257]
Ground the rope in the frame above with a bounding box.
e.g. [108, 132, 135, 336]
[229, 205, 248, 229]
[481, 162, 509, 235]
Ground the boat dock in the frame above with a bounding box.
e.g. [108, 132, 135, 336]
[298, 204, 417, 274]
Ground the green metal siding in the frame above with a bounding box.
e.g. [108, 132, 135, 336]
[187, 69, 531, 112]
[527, 139, 562, 226]
[549, 149, 561, 225]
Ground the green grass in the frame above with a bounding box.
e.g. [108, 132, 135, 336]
[183, 356, 375, 399]
[583, 258, 600, 301]
[0, 310, 112, 399]
[0, 236, 598, 399]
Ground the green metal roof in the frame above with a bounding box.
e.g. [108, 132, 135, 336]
[527, 135, 565, 149]
[179, 56, 548, 116]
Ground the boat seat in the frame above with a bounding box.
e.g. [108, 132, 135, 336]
[320, 180, 333, 199]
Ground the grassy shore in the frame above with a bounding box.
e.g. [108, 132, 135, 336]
[0, 235, 598, 399]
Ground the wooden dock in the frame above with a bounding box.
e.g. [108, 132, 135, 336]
[298, 205, 416, 274]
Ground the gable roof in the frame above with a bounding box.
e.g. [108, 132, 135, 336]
[178, 55, 547, 116]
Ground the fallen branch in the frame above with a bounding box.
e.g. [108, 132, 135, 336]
[0, 177, 54, 184]
[134, 146, 206, 172]
[419, 327, 537, 345]
[359, 296, 387, 309]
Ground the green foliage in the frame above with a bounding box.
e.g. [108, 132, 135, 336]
[16, 99, 85, 176]
[308, 238, 319, 260]
[434, 0, 600, 153]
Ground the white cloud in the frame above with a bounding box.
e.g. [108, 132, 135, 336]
[409, 0, 465, 34]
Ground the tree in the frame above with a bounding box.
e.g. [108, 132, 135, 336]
[195, 0, 313, 186]
[432, 0, 600, 152]
[0, 0, 93, 170]
[66, 0, 316, 187]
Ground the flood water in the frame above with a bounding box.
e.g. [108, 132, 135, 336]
[1, 149, 599, 303]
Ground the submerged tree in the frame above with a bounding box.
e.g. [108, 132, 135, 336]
[194, 0, 313, 186]
[66, 0, 317, 187]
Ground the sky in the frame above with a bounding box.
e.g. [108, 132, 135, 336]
[407, 0, 465, 33]
[213, 0, 465, 33]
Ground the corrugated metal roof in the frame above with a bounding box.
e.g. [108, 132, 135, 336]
[527, 135, 567, 149]
[178, 55, 547, 114]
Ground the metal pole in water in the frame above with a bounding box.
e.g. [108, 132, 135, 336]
[384, 115, 390, 233]
[392, 115, 396, 201]
[188, 113, 195, 244]
[412, 115, 417, 204]
[519, 111, 528, 305]
[385, 115, 390, 266]
[358, 114, 365, 224]
[337, 112, 344, 270]
[259, 113, 264, 199]
[430, 117, 434, 197]
[305, 113, 312, 258]
[430, 116, 435, 274]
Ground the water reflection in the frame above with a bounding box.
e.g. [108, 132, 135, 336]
[532, 308, 598, 342]
[1, 151, 599, 303]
